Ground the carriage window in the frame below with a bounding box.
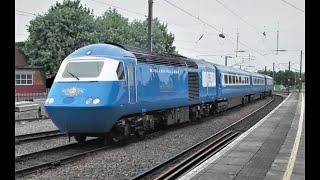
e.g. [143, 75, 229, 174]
[229, 76, 232, 84]
[239, 77, 242, 84]
[232, 76, 235, 84]
[224, 75, 228, 84]
[116, 62, 125, 80]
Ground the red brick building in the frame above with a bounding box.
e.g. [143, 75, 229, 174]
[15, 46, 46, 93]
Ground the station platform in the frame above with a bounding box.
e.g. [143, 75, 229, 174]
[179, 92, 305, 180]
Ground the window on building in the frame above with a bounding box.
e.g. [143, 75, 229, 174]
[16, 73, 33, 85]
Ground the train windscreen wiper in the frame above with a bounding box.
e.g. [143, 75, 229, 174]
[67, 70, 80, 80]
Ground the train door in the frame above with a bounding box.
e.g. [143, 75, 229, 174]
[127, 62, 137, 103]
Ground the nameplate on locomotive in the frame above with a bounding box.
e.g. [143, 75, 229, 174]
[62, 87, 84, 96]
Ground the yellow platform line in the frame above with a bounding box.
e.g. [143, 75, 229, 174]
[282, 93, 305, 180]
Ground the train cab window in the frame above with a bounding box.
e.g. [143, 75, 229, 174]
[62, 61, 104, 78]
[116, 62, 125, 80]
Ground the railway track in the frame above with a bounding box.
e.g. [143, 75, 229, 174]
[132, 95, 280, 180]
[15, 117, 50, 123]
[15, 130, 65, 144]
[15, 95, 282, 178]
[15, 138, 107, 177]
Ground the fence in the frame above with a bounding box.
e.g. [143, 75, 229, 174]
[15, 88, 50, 102]
[15, 92, 48, 102]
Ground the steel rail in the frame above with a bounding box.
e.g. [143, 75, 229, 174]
[131, 95, 278, 180]
[15, 117, 50, 123]
[15, 138, 104, 177]
[15, 130, 65, 144]
[156, 131, 239, 180]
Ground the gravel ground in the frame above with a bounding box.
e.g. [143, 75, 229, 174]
[15, 119, 58, 136]
[18, 97, 276, 180]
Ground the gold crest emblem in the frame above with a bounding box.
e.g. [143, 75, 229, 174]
[62, 87, 84, 96]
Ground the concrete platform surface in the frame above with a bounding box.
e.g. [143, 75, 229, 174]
[178, 92, 305, 180]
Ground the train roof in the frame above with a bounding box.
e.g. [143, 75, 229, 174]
[131, 51, 198, 69]
[265, 75, 273, 79]
[214, 64, 252, 75]
[250, 72, 265, 78]
[192, 59, 217, 68]
[65, 43, 136, 60]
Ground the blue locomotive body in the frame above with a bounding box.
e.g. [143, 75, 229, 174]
[44, 43, 273, 142]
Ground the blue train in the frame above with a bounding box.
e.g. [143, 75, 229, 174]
[44, 43, 273, 143]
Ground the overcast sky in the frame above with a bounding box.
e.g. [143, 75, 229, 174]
[15, 0, 305, 72]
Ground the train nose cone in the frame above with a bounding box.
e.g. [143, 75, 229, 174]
[46, 106, 120, 134]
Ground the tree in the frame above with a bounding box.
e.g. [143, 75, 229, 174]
[95, 9, 131, 45]
[258, 69, 305, 87]
[128, 18, 176, 54]
[21, 0, 98, 78]
[95, 10, 177, 54]
[20, 3, 177, 78]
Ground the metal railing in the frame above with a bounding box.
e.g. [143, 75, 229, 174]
[15, 92, 48, 102]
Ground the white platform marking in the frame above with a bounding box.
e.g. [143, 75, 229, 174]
[282, 93, 305, 180]
[178, 93, 293, 180]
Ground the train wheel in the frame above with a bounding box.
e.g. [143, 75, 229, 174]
[75, 135, 86, 144]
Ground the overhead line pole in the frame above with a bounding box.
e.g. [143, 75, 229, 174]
[265, 66, 267, 74]
[148, 0, 153, 53]
[299, 50, 303, 92]
[273, 62, 275, 80]
[276, 30, 279, 55]
[225, 56, 228, 66]
[236, 30, 239, 57]
[288, 61, 291, 94]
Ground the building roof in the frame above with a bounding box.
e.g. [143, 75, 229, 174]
[15, 46, 42, 70]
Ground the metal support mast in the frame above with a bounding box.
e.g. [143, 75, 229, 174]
[236, 30, 239, 57]
[147, 0, 153, 53]
[276, 30, 279, 55]
[299, 50, 303, 92]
